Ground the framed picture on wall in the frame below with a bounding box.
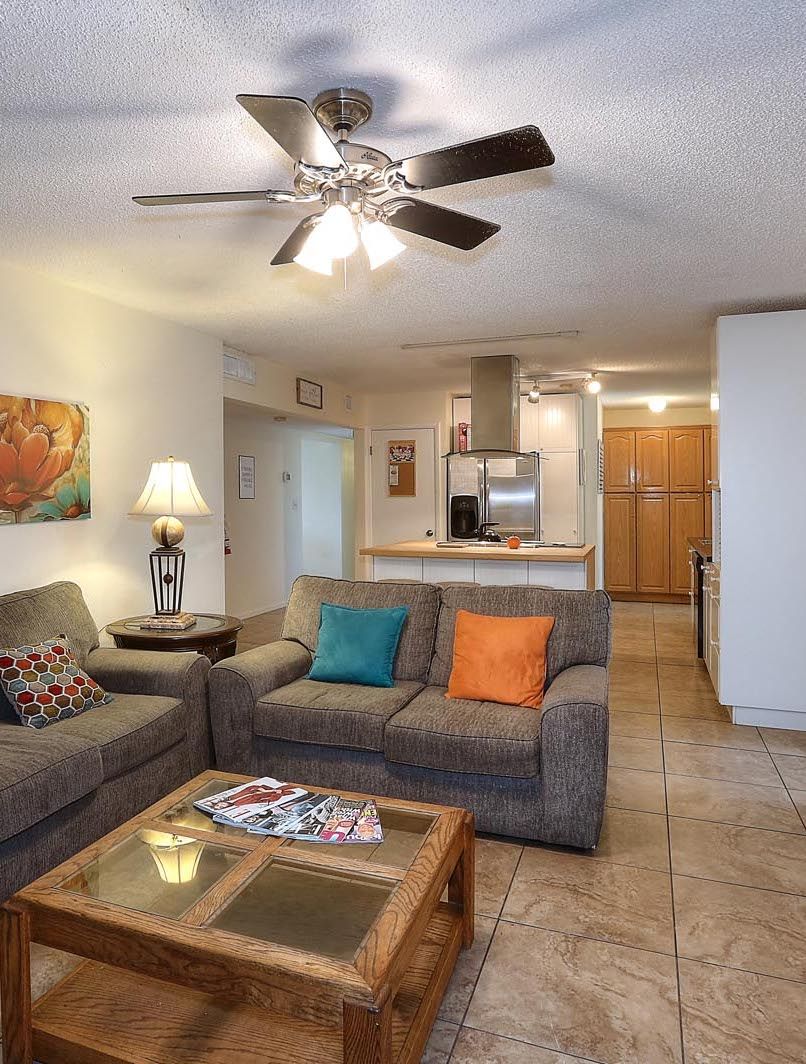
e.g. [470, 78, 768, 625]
[238, 455, 256, 499]
[296, 377, 323, 409]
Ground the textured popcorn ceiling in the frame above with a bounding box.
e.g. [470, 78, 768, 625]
[1, 1, 804, 404]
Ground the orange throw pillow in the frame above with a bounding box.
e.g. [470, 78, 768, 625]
[446, 610, 556, 709]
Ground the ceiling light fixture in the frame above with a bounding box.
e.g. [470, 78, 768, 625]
[710, 393, 720, 411]
[585, 374, 602, 395]
[527, 382, 541, 404]
[648, 397, 667, 413]
[361, 219, 406, 270]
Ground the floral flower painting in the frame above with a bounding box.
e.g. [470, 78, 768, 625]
[0, 394, 91, 525]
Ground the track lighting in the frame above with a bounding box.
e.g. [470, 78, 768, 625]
[527, 382, 541, 404]
[585, 374, 602, 395]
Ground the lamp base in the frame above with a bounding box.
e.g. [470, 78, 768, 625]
[148, 546, 186, 615]
[151, 515, 185, 548]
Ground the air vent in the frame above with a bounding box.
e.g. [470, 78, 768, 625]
[223, 347, 256, 385]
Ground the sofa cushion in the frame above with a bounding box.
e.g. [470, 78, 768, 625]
[384, 685, 542, 779]
[0, 722, 103, 843]
[282, 576, 439, 682]
[255, 678, 423, 753]
[51, 692, 186, 781]
[429, 586, 611, 689]
[0, 581, 100, 723]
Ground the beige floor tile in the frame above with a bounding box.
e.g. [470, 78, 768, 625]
[661, 716, 764, 751]
[666, 775, 804, 834]
[789, 790, 806, 823]
[465, 923, 682, 1063]
[660, 699, 731, 722]
[608, 660, 659, 711]
[669, 817, 806, 893]
[612, 645, 658, 665]
[609, 735, 664, 772]
[421, 1019, 459, 1063]
[475, 838, 522, 918]
[607, 767, 668, 814]
[674, 875, 806, 982]
[662, 742, 779, 786]
[614, 600, 655, 616]
[438, 916, 495, 1022]
[658, 665, 724, 718]
[611, 710, 661, 739]
[502, 847, 674, 954]
[451, 1028, 581, 1062]
[679, 958, 806, 1064]
[772, 753, 806, 791]
[759, 727, 806, 756]
[591, 808, 670, 872]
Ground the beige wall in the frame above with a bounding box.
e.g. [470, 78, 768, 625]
[603, 406, 711, 427]
[0, 262, 224, 626]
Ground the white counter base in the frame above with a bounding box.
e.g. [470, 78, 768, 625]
[732, 705, 806, 732]
[373, 556, 589, 591]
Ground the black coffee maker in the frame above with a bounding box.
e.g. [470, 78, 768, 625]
[449, 495, 480, 539]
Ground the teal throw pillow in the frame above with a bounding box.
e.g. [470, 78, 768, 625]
[308, 602, 409, 688]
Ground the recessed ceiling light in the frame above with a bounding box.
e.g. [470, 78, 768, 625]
[648, 397, 667, 413]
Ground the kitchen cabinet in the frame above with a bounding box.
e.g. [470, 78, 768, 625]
[538, 393, 580, 450]
[604, 494, 636, 592]
[603, 430, 635, 491]
[670, 429, 704, 492]
[703, 563, 720, 694]
[705, 490, 713, 540]
[670, 494, 704, 594]
[539, 450, 580, 544]
[637, 494, 670, 593]
[703, 428, 712, 486]
[519, 395, 540, 452]
[635, 430, 669, 492]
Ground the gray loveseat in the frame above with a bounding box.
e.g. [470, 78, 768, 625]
[0, 581, 212, 900]
[209, 576, 611, 849]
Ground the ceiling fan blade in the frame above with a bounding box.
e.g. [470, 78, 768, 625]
[270, 214, 321, 265]
[382, 199, 500, 250]
[236, 95, 344, 170]
[133, 191, 268, 206]
[390, 126, 554, 191]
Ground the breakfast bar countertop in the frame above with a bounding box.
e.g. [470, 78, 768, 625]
[359, 540, 595, 562]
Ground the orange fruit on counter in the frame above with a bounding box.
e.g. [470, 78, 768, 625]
[507, 535, 522, 549]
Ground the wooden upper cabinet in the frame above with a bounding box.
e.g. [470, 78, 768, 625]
[604, 430, 635, 492]
[670, 493, 704, 594]
[604, 493, 636, 592]
[635, 430, 669, 492]
[637, 493, 670, 593]
[669, 428, 704, 492]
[703, 428, 712, 486]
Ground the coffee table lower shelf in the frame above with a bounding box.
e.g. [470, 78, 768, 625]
[31, 905, 462, 1064]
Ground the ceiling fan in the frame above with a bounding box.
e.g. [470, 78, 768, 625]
[133, 89, 555, 275]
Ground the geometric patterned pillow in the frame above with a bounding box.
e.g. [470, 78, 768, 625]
[0, 636, 112, 729]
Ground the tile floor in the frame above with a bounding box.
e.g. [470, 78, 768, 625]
[6, 601, 806, 1063]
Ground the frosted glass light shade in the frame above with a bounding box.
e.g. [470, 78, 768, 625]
[294, 204, 358, 275]
[361, 220, 405, 270]
[293, 239, 333, 275]
[129, 457, 212, 517]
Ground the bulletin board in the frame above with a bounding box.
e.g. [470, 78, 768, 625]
[388, 440, 416, 497]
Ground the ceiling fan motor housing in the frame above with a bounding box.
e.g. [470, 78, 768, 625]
[312, 87, 374, 137]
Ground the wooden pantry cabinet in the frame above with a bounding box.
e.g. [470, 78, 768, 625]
[603, 425, 709, 600]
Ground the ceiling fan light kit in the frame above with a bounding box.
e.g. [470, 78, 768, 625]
[133, 87, 555, 278]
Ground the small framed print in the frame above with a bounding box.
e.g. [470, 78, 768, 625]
[296, 377, 323, 409]
[388, 439, 416, 497]
[238, 455, 256, 499]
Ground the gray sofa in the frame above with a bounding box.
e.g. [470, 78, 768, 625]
[0, 581, 212, 901]
[209, 576, 611, 849]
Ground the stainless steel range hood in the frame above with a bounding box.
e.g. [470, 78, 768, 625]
[444, 353, 535, 458]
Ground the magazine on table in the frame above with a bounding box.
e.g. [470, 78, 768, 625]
[193, 777, 384, 844]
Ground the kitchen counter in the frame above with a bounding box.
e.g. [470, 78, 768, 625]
[687, 537, 713, 561]
[360, 540, 596, 591]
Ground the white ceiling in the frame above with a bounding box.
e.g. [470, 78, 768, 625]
[1, 1, 804, 404]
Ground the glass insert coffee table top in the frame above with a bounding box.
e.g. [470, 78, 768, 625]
[286, 805, 435, 870]
[159, 778, 250, 838]
[59, 830, 242, 920]
[209, 859, 396, 962]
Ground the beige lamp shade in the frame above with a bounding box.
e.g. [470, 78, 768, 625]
[129, 456, 212, 518]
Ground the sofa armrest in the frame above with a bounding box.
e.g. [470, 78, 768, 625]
[86, 648, 212, 774]
[208, 640, 313, 771]
[538, 664, 609, 849]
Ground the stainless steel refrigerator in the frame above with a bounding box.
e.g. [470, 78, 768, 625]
[447, 454, 539, 540]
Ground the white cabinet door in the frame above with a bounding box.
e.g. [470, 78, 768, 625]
[538, 394, 580, 451]
[474, 560, 530, 586]
[519, 395, 540, 452]
[422, 558, 475, 584]
[539, 451, 581, 543]
[373, 557, 424, 582]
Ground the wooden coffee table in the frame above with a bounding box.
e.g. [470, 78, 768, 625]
[0, 771, 474, 1064]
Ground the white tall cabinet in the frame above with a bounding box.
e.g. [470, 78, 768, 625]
[715, 310, 806, 730]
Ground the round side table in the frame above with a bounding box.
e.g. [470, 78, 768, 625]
[106, 614, 243, 663]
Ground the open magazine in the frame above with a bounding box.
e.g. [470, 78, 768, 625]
[193, 776, 383, 845]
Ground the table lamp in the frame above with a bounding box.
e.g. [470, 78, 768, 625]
[129, 456, 212, 618]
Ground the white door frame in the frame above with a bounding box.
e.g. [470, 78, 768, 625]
[365, 422, 444, 547]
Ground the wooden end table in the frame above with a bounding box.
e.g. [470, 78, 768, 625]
[0, 770, 474, 1064]
[106, 613, 243, 663]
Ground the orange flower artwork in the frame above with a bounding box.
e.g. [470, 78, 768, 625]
[0, 394, 91, 525]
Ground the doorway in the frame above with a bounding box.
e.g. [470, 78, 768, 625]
[369, 427, 438, 545]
